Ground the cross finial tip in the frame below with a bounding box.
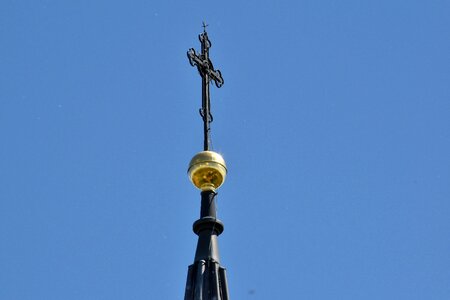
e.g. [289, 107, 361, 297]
[202, 21, 208, 32]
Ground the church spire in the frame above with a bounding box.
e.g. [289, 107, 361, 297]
[184, 25, 229, 300]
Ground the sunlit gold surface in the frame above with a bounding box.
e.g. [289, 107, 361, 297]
[188, 151, 227, 191]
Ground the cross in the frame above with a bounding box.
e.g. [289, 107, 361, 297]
[187, 26, 224, 151]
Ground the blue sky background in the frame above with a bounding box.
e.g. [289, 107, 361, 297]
[1, 1, 449, 299]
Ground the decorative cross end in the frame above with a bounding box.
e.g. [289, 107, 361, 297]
[187, 32, 224, 88]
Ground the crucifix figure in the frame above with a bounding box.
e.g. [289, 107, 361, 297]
[187, 24, 224, 151]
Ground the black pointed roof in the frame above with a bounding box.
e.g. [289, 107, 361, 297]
[184, 191, 229, 300]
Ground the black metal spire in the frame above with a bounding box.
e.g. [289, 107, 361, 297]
[184, 25, 229, 300]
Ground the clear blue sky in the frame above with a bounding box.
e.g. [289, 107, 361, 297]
[1, 1, 449, 299]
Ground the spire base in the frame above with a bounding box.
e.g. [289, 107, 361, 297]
[184, 259, 229, 300]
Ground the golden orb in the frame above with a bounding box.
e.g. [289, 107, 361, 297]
[188, 151, 227, 191]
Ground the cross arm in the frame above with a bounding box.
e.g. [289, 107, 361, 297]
[187, 49, 224, 88]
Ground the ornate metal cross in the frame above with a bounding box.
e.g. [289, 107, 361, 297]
[187, 25, 224, 151]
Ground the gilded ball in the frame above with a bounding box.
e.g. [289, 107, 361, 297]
[188, 151, 227, 191]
